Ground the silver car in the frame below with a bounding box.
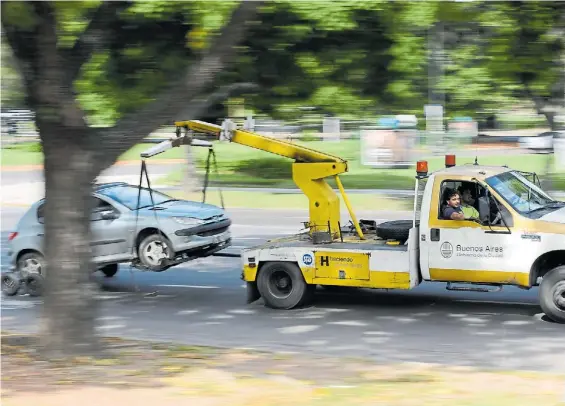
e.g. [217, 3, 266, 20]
[7, 182, 232, 277]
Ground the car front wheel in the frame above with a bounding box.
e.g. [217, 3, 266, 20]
[17, 252, 45, 276]
[138, 233, 174, 271]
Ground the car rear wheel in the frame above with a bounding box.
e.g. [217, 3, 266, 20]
[138, 234, 174, 271]
[17, 252, 45, 276]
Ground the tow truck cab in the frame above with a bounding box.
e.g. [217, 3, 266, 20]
[241, 158, 565, 323]
[417, 162, 565, 289]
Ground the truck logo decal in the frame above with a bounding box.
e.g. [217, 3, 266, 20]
[320, 255, 329, 266]
[302, 254, 313, 265]
[440, 242, 453, 258]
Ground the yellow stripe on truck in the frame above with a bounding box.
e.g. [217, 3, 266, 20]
[430, 268, 530, 287]
[313, 271, 411, 289]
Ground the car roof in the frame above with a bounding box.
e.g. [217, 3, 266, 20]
[430, 164, 512, 180]
[93, 182, 131, 191]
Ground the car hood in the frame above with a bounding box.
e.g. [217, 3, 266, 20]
[539, 206, 565, 224]
[138, 200, 225, 220]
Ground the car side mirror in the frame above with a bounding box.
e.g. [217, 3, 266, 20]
[478, 196, 490, 224]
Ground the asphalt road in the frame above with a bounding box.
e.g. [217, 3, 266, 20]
[1, 206, 564, 373]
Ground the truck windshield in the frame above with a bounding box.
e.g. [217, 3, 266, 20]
[485, 171, 563, 217]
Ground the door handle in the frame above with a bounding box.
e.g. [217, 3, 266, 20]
[430, 228, 440, 241]
[37, 233, 44, 237]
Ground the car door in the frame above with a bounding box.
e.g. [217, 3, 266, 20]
[423, 176, 530, 286]
[90, 196, 130, 260]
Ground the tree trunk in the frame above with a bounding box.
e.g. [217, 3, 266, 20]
[39, 125, 101, 357]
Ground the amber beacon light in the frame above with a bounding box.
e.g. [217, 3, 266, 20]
[416, 160, 428, 177]
[445, 154, 456, 168]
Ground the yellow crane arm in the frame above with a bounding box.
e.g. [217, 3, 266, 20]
[174, 119, 364, 240]
[174, 120, 344, 163]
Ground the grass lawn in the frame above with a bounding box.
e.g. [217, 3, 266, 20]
[162, 140, 564, 190]
[3, 332, 564, 406]
[167, 190, 415, 211]
[3, 140, 564, 190]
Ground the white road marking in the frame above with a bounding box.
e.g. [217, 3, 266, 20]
[177, 310, 199, 315]
[228, 309, 256, 315]
[208, 314, 234, 320]
[277, 325, 320, 334]
[157, 284, 219, 289]
[328, 320, 368, 327]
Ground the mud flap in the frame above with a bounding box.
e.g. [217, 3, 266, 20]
[246, 282, 260, 304]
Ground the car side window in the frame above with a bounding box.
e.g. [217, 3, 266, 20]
[37, 203, 45, 224]
[91, 197, 116, 221]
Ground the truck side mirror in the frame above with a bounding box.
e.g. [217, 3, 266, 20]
[478, 196, 490, 224]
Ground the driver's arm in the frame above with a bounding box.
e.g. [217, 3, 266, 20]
[443, 206, 465, 220]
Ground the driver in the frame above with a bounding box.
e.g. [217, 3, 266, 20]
[458, 185, 479, 219]
[442, 189, 465, 220]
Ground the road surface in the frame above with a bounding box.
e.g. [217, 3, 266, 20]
[1, 207, 564, 373]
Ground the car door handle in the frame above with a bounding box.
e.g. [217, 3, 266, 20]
[37, 233, 44, 236]
[430, 228, 440, 241]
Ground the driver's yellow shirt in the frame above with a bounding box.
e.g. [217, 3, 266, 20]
[461, 204, 479, 219]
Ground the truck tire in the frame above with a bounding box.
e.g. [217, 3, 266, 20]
[257, 262, 313, 309]
[376, 220, 418, 242]
[539, 266, 565, 324]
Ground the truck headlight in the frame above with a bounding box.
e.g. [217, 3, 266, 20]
[172, 217, 205, 226]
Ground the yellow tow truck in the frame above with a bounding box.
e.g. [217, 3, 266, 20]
[158, 118, 565, 324]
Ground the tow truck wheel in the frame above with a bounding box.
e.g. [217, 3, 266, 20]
[539, 266, 565, 324]
[257, 262, 312, 309]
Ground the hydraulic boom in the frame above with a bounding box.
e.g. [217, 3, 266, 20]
[172, 119, 365, 241]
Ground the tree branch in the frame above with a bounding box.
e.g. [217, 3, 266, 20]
[62, 1, 130, 86]
[177, 82, 260, 119]
[94, 1, 263, 173]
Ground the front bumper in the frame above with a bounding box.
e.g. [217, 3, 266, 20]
[170, 219, 232, 254]
[174, 218, 231, 237]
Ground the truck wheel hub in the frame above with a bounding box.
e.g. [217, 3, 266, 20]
[553, 281, 565, 310]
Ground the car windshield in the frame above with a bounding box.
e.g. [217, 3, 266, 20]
[99, 185, 177, 210]
[485, 171, 561, 215]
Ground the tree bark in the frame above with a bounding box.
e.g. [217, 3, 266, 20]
[40, 125, 100, 357]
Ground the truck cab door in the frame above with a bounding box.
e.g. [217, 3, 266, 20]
[422, 176, 529, 286]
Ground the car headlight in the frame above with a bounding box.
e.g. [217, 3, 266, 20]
[172, 217, 205, 226]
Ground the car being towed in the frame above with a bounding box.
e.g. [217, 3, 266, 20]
[7, 182, 232, 278]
